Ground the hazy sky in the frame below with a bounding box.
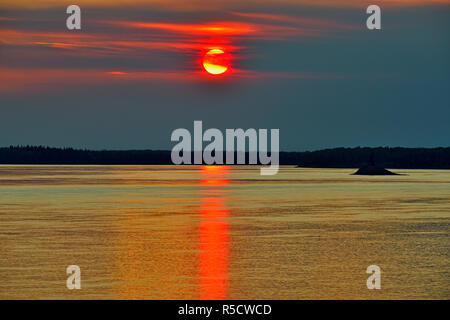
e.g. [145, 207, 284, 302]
[1, 0, 449, 150]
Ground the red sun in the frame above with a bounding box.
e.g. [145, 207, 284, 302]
[202, 49, 230, 75]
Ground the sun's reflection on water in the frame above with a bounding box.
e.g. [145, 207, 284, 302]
[199, 165, 230, 300]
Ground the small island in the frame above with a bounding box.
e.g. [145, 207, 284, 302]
[352, 153, 400, 175]
[352, 165, 399, 175]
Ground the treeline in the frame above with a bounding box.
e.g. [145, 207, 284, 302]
[0, 146, 170, 165]
[293, 147, 450, 169]
[0, 146, 449, 168]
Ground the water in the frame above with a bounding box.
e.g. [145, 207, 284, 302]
[0, 165, 448, 299]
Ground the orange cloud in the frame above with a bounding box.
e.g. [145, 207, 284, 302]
[103, 19, 328, 40]
[0, 66, 327, 93]
[110, 21, 256, 36]
[0, 29, 97, 46]
[0, 4, 405, 94]
[1, 12, 338, 58]
[0, 27, 241, 58]
[0, 67, 201, 93]
[231, 12, 357, 30]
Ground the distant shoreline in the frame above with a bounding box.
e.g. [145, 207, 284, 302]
[1, 146, 449, 169]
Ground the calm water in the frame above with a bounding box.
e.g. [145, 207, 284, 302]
[0, 165, 448, 299]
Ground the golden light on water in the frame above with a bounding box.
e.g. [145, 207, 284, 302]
[199, 165, 230, 299]
[0, 166, 449, 299]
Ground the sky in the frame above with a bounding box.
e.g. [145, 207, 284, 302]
[0, 0, 449, 151]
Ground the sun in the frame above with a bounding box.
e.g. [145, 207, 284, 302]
[203, 48, 229, 75]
